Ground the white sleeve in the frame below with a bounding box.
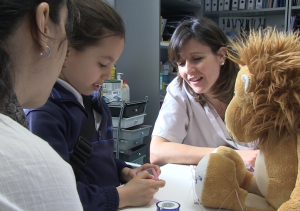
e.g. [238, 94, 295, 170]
[0, 115, 83, 211]
[152, 80, 189, 143]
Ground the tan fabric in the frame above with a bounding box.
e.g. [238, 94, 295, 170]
[0, 92, 28, 128]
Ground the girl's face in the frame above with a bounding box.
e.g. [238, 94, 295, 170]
[61, 36, 124, 95]
[176, 38, 224, 96]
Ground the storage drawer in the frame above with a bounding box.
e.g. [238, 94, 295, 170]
[109, 100, 147, 118]
[114, 137, 144, 151]
[112, 114, 146, 128]
[113, 125, 152, 140]
[130, 155, 145, 165]
[116, 144, 147, 162]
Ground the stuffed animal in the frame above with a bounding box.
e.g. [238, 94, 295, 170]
[195, 29, 300, 211]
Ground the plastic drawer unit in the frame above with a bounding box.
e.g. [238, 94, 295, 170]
[108, 98, 150, 163]
[113, 125, 152, 151]
[109, 100, 147, 118]
[113, 125, 152, 140]
[114, 144, 147, 162]
[130, 155, 146, 165]
[112, 114, 146, 128]
[114, 137, 144, 151]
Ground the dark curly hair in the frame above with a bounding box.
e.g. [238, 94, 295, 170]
[0, 0, 76, 102]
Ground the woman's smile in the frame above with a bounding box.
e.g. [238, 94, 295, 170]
[189, 76, 203, 84]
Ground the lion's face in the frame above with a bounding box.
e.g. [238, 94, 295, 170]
[226, 29, 300, 148]
[225, 65, 257, 143]
[233, 66, 255, 108]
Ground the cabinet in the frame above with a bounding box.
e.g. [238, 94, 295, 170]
[108, 99, 152, 165]
[202, 0, 290, 32]
[289, 1, 300, 31]
[160, 0, 202, 100]
[114, 0, 201, 162]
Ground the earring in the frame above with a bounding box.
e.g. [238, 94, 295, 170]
[221, 62, 224, 66]
[40, 46, 52, 58]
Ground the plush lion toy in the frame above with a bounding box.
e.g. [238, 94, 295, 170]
[194, 29, 300, 211]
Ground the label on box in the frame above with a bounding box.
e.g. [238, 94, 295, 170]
[212, 0, 218, 11]
[102, 90, 122, 103]
[224, 0, 230, 10]
[247, 0, 255, 9]
[205, 0, 212, 11]
[239, 0, 246, 9]
[218, 0, 224, 11]
[102, 79, 122, 103]
[103, 80, 121, 91]
[232, 0, 238, 9]
[255, 0, 262, 8]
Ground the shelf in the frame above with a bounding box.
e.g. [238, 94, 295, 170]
[161, 0, 201, 9]
[292, 6, 300, 12]
[204, 7, 286, 18]
[160, 41, 169, 48]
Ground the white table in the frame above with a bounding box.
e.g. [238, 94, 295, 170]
[119, 164, 227, 211]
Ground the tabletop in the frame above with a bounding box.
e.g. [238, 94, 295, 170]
[119, 163, 228, 211]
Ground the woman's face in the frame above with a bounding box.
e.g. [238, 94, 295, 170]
[14, 4, 69, 108]
[42, 5, 69, 97]
[176, 38, 224, 96]
[61, 35, 124, 95]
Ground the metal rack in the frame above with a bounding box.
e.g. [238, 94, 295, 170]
[108, 97, 150, 163]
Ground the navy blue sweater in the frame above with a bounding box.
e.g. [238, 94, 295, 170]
[25, 82, 131, 211]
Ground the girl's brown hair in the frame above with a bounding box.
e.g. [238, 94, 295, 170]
[69, 0, 125, 51]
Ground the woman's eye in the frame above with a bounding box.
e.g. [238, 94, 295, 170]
[99, 63, 107, 68]
[177, 62, 185, 67]
[193, 57, 203, 61]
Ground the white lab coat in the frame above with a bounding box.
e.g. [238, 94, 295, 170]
[152, 77, 251, 150]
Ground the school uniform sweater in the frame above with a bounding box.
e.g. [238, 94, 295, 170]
[25, 82, 131, 211]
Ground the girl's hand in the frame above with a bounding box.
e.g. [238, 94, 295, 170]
[121, 163, 161, 182]
[117, 170, 166, 208]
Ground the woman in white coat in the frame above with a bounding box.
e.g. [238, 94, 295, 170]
[150, 17, 258, 168]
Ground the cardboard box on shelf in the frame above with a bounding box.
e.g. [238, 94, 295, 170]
[219, 0, 224, 11]
[212, 0, 218, 11]
[247, 0, 255, 9]
[102, 79, 122, 103]
[205, 0, 212, 11]
[224, 0, 231, 9]
[232, 0, 239, 9]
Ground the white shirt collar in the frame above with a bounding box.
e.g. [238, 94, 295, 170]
[56, 78, 84, 107]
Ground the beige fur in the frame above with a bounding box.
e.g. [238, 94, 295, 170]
[196, 29, 300, 210]
[227, 29, 300, 150]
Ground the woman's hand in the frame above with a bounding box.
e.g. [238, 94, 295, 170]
[236, 149, 259, 171]
[121, 163, 162, 182]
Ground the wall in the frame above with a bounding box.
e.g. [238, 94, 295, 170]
[105, 0, 115, 6]
[115, 0, 160, 163]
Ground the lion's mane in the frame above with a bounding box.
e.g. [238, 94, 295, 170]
[227, 29, 300, 149]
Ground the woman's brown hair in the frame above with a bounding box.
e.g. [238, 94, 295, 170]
[168, 17, 239, 106]
[0, 0, 75, 102]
